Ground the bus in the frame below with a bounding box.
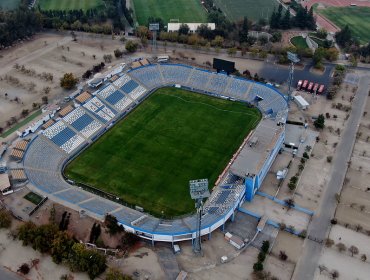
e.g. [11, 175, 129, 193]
[157, 55, 169, 63]
[307, 82, 314, 92]
[297, 80, 303, 90]
[302, 80, 308, 90]
[318, 84, 325, 94]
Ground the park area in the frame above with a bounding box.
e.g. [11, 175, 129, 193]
[317, 6, 370, 44]
[38, 0, 104, 11]
[214, 0, 278, 22]
[132, 0, 207, 25]
[65, 88, 261, 217]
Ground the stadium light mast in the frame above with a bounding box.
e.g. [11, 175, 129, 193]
[287, 51, 300, 102]
[189, 179, 210, 255]
[149, 23, 159, 53]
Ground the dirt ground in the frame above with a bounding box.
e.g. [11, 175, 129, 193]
[335, 85, 370, 232]
[0, 32, 134, 131]
[271, 231, 304, 264]
[176, 230, 294, 280]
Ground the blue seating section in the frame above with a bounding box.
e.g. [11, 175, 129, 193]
[105, 90, 125, 105]
[188, 69, 211, 89]
[55, 189, 93, 204]
[160, 65, 192, 83]
[79, 198, 120, 216]
[215, 190, 231, 204]
[121, 80, 139, 93]
[71, 114, 94, 131]
[208, 73, 228, 94]
[129, 65, 163, 88]
[51, 127, 76, 146]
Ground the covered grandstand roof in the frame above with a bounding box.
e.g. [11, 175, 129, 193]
[59, 105, 74, 117]
[230, 119, 284, 178]
[75, 91, 92, 104]
[10, 169, 27, 181]
[14, 139, 29, 151]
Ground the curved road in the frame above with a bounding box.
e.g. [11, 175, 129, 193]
[293, 74, 370, 279]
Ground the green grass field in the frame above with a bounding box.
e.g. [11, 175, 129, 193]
[214, 0, 278, 22]
[24, 192, 43, 205]
[0, 0, 21, 10]
[65, 88, 261, 217]
[317, 6, 370, 44]
[291, 36, 308, 49]
[1, 110, 42, 138]
[132, 0, 207, 25]
[39, 0, 104, 11]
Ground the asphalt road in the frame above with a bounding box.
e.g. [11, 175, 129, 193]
[293, 74, 370, 280]
[0, 267, 22, 280]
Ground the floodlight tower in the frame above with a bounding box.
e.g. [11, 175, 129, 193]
[149, 23, 159, 52]
[287, 51, 300, 102]
[189, 179, 210, 255]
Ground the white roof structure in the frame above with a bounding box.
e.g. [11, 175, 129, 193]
[294, 95, 309, 108]
[0, 173, 10, 191]
[167, 23, 216, 33]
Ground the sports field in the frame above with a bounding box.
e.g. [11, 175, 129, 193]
[65, 88, 261, 217]
[214, 0, 278, 22]
[317, 6, 370, 44]
[0, 0, 21, 10]
[132, 0, 207, 25]
[38, 0, 104, 11]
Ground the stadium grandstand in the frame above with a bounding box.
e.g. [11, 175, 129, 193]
[22, 63, 288, 243]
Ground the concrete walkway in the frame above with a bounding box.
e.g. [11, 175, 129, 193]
[293, 74, 370, 280]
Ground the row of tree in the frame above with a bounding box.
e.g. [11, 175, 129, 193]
[270, 4, 315, 30]
[17, 222, 107, 279]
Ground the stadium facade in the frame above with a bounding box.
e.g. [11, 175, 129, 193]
[22, 63, 288, 243]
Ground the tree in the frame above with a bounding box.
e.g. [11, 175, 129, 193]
[0, 210, 12, 228]
[136, 26, 148, 39]
[361, 254, 367, 262]
[103, 54, 113, 63]
[253, 262, 264, 272]
[348, 245, 359, 257]
[125, 41, 138, 53]
[314, 114, 325, 129]
[279, 251, 288, 261]
[336, 242, 346, 253]
[271, 32, 282, 43]
[331, 270, 339, 279]
[239, 17, 249, 44]
[105, 214, 124, 235]
[18, 263, 30, 275]
[114, 49, 124, 58]
[335, 25, 353, 48]
[51, 231, 75, 264]
[281, 9, 291, 29]
[178, 24, 190, 36]
[325, 238, 335, 248]
[261, 240, 270, 253]
[105, 267, 133, 280]
[60, 73, 78, 90]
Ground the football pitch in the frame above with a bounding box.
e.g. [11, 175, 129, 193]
[65, 88, 261, 217]
[213, 0, 278, 22]
[317, 6, 370, 44]
[132, 0, 207, 25]
[38, 0, 104, 11]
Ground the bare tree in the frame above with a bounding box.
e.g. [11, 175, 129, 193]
[331, 270, 339, 279]
[325, 238, 335, 248]
[348, 245, 359, 257]
[318, 265, 327, 274]
[361, 254, 367, 262]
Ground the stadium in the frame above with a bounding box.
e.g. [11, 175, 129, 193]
[22, 63, 288, 244]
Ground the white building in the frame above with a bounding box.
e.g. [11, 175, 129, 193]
[167, 23, 216, 33]
[294, 95, 309, 110]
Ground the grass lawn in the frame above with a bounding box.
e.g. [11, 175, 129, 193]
[24, 192, 43, 205]
[1, 110, 42, 138]
[65, 88, 261, 217]
[132, 0, 207, 25]
[38, 0, 104, 11]
[317, 6, 370, 44]
[214, 0, 278, 22]
[291, 36, 308, 49]
[0, 0, 21, 10]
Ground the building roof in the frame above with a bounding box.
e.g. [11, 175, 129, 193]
[131, 61, 142, 69]
[10, 149, 24, 160]
[59, 105, 74, 117]
[0, 173, 10, 191]
[9, 169, 27, 181]
[42, 119, 56, 130]
[167, 23, 216, 32]
[14, 139, 29, 151]
[75, 91, 92, 104]
[294, 95, 309, 107]
[230, 119, 284, 178]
